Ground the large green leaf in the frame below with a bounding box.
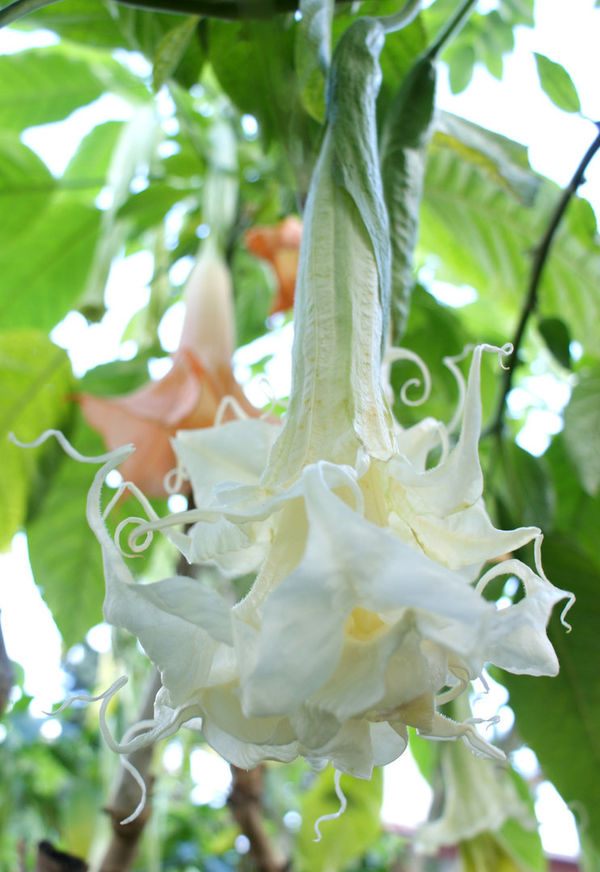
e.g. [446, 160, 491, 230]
[0, 330, 73, 551]
[499, 536, 600, 853]
[534, 53, 581, 114]
[419, 117, 600, 351]
[296, 768, 383, 872]
[0, 49, 105, 130]
[0, 135, 56, 246]
[0, 197, 101, 331]
[562, 366, 600, 496]
[208, 16, 320, 193]
[545, 435, 600, 570]
[26, 417, 106, 648]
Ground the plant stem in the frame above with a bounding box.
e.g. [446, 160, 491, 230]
[0, 0, 61, 28]
[228, 765, 288, 872]
[490, 125, 600, 436]
[425, 0, 477, 61]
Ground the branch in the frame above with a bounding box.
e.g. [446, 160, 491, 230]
[228, 765, 289, 872]
[490, 125, 600, 436]
[0, 0, 352, 27]
[34, 841, 87, 872]
[425, 0, 477, 61]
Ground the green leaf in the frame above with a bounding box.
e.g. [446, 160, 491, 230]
[0, 198, 101, 331]
[537, 316, 572, 370]
[545, 435, 600, 570]
[0, 330, 73, 551]
[296, 768, 383, 872]
[62, 121, 125, 200]
[491, 440, 554, 531]
[208, 17, 320, 192]
[0, 134, 56, 247]
[423, 0, 530, 92]
[152, 16, 201, 93]
[0, 49, 105, 130]
[26, 416, 106, 648]
[448, 42, 476, 94]
[294, 0, 333, 122]
[419, 118, 600, 351]
[534, 53, 581, 114]
[499, 535, 600, 853]
[563, 366, 600, 495]
[117, 183, 201, 239]
[16, 0, 130, 48]
[381, 56, 436, 340]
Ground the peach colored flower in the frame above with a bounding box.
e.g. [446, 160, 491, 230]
[79, 251, 257, 496]
[244, 215, 302, 314]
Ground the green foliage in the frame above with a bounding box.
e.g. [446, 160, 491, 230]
[534, 52, 581, 114]
[420, 119, 600, 351]
[26, 416, 107, 648]
[0, 48, 105, 129]
[499, 536, 600, 853]
[0, 330, 72, 550]
[563, 366, 600, 496]
[296, 769, 383, 872]
[423, 0, 534, 93]
[537, 316, 571, 370]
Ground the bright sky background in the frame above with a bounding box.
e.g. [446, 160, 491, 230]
[1, 0, 597, 859]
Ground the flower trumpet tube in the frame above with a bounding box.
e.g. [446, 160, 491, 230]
[73, 16, 571, 790]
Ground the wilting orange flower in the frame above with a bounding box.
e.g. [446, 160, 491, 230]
[79, 251, 257, 496]
[244, 215, 302, 314]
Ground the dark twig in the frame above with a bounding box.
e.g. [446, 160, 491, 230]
[228, 765, 288, 872]
[34, 841, 88, 872]
[490, 126, 600, 436]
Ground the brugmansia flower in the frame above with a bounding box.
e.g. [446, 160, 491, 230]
[45, 16, 571, 817]
[244, 216, 302, 314]
[78, 55, 571, 786]
[79, 249, 257, 496]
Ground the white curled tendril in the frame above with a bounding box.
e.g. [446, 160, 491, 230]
[8, 429, 133, 464]
[214, 394, 249, 426]
[385, 348, 432, 407]
[164, 464, 189, 495]
[482, 342, 513, 370]
[534, 535, 575, 631]
[47, 678, 156, 826]
[313, 770, 347, 842]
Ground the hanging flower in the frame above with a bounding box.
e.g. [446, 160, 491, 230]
[48, 17, 572, 813]
[80, 111, 572, 786]
[244, 216, 302, 314]
[78, 250, 258, 496]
